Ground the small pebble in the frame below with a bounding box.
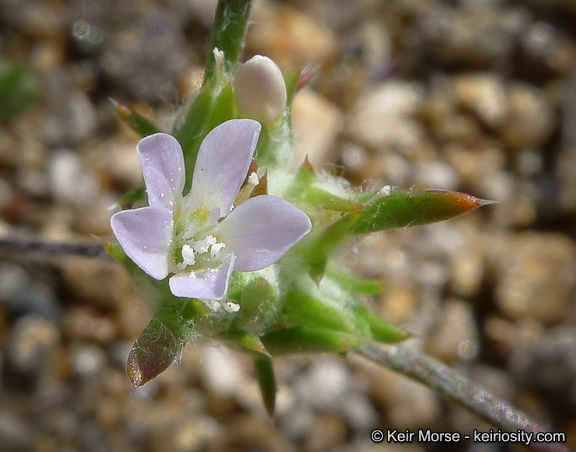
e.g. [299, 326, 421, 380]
[490, 232, 576, 323]
[8, 314, 61, 375]
[426, 298, 480, 363]
[348, 80, 426, 151]
[292, 88, 344, 168]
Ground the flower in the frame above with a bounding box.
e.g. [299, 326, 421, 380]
[233, 55, 287, 126]
[110, 119, 312, 301]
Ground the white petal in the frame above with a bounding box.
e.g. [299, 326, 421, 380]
[234, 55, 287, 126]
[169, 253, 236, 300]
[110, 207, 173, 280]
[190, 119, 261, 215]
[137, 133, 185, 210]
[216, 195, 312, 271]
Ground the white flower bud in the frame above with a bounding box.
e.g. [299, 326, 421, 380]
[233, 55, 287, 126]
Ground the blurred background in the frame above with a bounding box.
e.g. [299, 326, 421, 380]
[0, 0, 575, 450]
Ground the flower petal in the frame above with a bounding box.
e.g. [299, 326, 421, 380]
[216, 195, 312, 271]
[190, 119, 261, 215]
[169, 253, 236, 300]
[137, 133, 185, 209]
[110, 207, 173, 280]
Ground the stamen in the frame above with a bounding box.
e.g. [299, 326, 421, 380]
[193, 235, 217, 254]
[210, 242, 226, 257]
[181, 244, 196, 266]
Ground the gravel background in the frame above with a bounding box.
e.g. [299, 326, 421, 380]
[1, 0, 575, 451]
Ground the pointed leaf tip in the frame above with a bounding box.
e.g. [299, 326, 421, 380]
[110, 97, 128, 118]
[225, 331, 271, 357]
[254, 356, 277, 418]
[126, 329, 182, 388]
[298, 69, 315, 91]
[102, 240, 127, 263]
[125, 300, 194, 388]
[352, 189, 493, 234]
[301, 156, 314, 173]
[110, 98, 160, 138]
[450, 191, 495, 211]
[126, 351, 144, 388]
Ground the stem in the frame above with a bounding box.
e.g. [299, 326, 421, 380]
[0, 237, 111, 260]
[203, 0, 253, 84]
[172, 0, 252, 186]
[356, 343, 571, 452]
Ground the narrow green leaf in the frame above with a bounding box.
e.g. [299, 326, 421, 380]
[218, 330, 277, 416]
[223, 330, 269, 356]
[205, 82, 237, 134]
[301, 187, 362, 212]
[353, 304, 409, 343]
[291, 158, 316, 188]
[174, 82, 236, 187]
[325, 263, 384, 296]
[306, 213, 359, 281]
[261, 326, 363, 356]
[102, 240, 125, 262]
[283, 159, 316, 204]
[120, 186, 146, 208]
[352, 189, 492, 234]
[283, 69, 300, 106]
[254, 355, 277, 417]
[285, 160, 361, 212]
[253, 125, 273, 164]
[111, 99, 160, 137]
[172, 86, 213, 190]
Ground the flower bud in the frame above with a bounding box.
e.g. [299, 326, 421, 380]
[233, 55, 287, 126]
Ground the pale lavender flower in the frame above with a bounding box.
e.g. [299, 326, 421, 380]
[110, 119, 311, 301]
